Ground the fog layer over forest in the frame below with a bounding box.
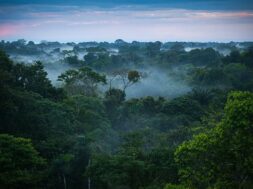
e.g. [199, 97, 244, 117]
[1, 39, 252, 98]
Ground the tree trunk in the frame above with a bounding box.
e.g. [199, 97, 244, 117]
[63, 174, 67, 189]
[88, 159, 91, 189]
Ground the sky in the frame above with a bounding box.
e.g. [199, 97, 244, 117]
[0, 0, 253, 42]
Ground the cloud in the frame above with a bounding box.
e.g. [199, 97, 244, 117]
[1, 0, 253, 10]
[0, 24, 21, 37]
[0, 5, 253, 42]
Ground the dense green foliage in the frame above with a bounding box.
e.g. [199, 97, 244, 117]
[175, 91, 253, 188]
[0, 134, 46, 189]
[0, 41, 253, 189]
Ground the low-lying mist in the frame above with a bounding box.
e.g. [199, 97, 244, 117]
[103, 67, 191, 99]
[127, 71, 191, 99]
[43, 63, 72, 85]
[8, 54, 192, 99]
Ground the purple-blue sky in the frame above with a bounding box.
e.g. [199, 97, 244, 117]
[0, 0, 253, 42]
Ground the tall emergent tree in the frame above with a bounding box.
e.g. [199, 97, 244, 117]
[109, 69, 141, 92]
